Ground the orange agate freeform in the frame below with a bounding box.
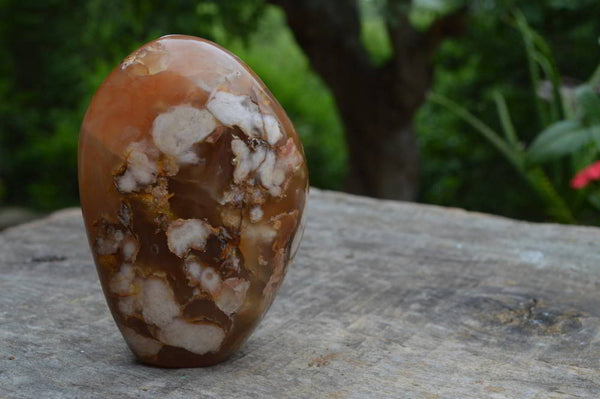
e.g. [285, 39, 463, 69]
[78, 35, 308, 367]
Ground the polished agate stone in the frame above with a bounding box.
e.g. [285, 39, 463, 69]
[78, 35, 308, 367]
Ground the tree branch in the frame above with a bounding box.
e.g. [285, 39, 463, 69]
[274, 0, 377, 100]
[424, 5, 468, 54]
[383, 3, 468, 112]
[384, 2, 468, 60]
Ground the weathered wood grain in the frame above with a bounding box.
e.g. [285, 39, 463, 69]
[1, 188, 599, 398]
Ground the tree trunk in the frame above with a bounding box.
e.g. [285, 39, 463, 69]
[344, 121, 420, 201]
[274, 0, 465, 201]
[337, 84, 421, 200]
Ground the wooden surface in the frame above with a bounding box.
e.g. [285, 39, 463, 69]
[1, 188, 599, 398]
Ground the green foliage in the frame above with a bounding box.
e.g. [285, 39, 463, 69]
[428, 91, 576, 223]
[0, 0, 266, 210]
[430, 10, 600, 224]
[527, 121, 589, 163]
[0, 0, 347, 209]
[1, 0, 599, 227]
[418, 0, 600, 222]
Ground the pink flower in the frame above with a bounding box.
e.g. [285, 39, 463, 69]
[570, 161, 600, 189]
[588, 162, 600, 179]
[571, 173, 589, 189]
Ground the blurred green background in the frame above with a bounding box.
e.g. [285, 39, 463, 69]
[1, 0, 599, 224]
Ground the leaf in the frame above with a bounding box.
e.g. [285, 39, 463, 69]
[514, 10, 549, 127]
[527, 120, 592, 163]
[513, 10, 565, 126]
[493, 91, 520, 150]
[428, 92, 523, 171]
[590, 124, 600, 150]
[575, 86, 600, 125]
